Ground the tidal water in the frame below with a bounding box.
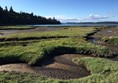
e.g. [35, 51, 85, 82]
[32, 23, 118, 27]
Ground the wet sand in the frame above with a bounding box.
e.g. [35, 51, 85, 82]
[0, 27, 65, 36]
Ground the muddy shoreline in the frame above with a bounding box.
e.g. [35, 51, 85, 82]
[0, 27, 65, 37]
[0, 54, 91, 79]
[86, 27, 118, 61]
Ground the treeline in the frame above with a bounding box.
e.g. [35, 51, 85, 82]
[0, 6, 61, 25]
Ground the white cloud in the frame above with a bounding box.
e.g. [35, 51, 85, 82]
[45, 15, 65, 19]
[45, 14, 113, 22]
[89, 14, 110, 19]
[81, 14, 111, 21]
[45, 15, 80, 22]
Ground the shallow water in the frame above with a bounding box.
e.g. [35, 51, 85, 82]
[32, 23, 118, 27]
[88, 27, 118, 61]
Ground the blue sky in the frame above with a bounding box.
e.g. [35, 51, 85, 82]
[0, 0, 118, 22]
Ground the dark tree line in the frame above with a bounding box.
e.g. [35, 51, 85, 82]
[0, 6, 61, 25]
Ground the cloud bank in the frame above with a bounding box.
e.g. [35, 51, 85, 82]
[45, 14, 112, 22]
[81, 14, 111, 21]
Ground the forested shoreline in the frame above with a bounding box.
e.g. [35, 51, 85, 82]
[0, 6, 60, 25]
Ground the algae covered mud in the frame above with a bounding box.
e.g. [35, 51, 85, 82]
[0, 26, 118, 82]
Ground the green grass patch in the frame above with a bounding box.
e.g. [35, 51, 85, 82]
[71, 57, 118, 83]
[0, 26, 35, 30]
[0, 27, 116, 65]
[73, 57, 118, 74]
[0, 26, 118, 82]
[0, 27, 95, 41]
[0, 38, 116, 65]
[102, 36, 118, 45]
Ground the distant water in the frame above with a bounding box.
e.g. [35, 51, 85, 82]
[32, 23, 118, 27]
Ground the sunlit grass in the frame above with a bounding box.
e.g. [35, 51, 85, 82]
[0, 26, 35, 30]
[0, 26, 117, 82]
[102, 36, 118, 45]
[0, 38, 115, 65]
[0, 27, 95, 41]
[0, 57, 118, 83]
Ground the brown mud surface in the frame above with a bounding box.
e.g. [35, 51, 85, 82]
[94, 27, 118, 38]
[89, 27, 118, 61]
[0, 54, 90, 79]
[0, 27, 65, 36]
[0, 27, 68, 42]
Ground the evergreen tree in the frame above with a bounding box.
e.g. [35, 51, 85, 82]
[0, 6, 3, 11]
[0, 6, 3, 25]
[5, 6, 8, 12]
[9, 6, 14, 13]
[0, 6, 61, 25]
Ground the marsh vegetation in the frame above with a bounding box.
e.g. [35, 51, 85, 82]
[0, 26, 118, 82]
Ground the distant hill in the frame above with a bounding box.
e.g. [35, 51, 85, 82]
[0, 6, 61, 25]
[66, 21, 118, 24]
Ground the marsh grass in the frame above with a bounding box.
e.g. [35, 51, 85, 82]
[0, 27, 95, 41]
[0, 27, 117, 65]
[102, 36, 118, 45]
[0, 38, 116, 65]
[0, 57, 118, 83]
[0, 26, 35, 30]
[0, 26, 118, 82]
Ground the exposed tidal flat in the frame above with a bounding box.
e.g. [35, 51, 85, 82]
[0, 25, 118, 83]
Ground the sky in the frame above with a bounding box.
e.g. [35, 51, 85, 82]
[0, 0, 118, 22]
